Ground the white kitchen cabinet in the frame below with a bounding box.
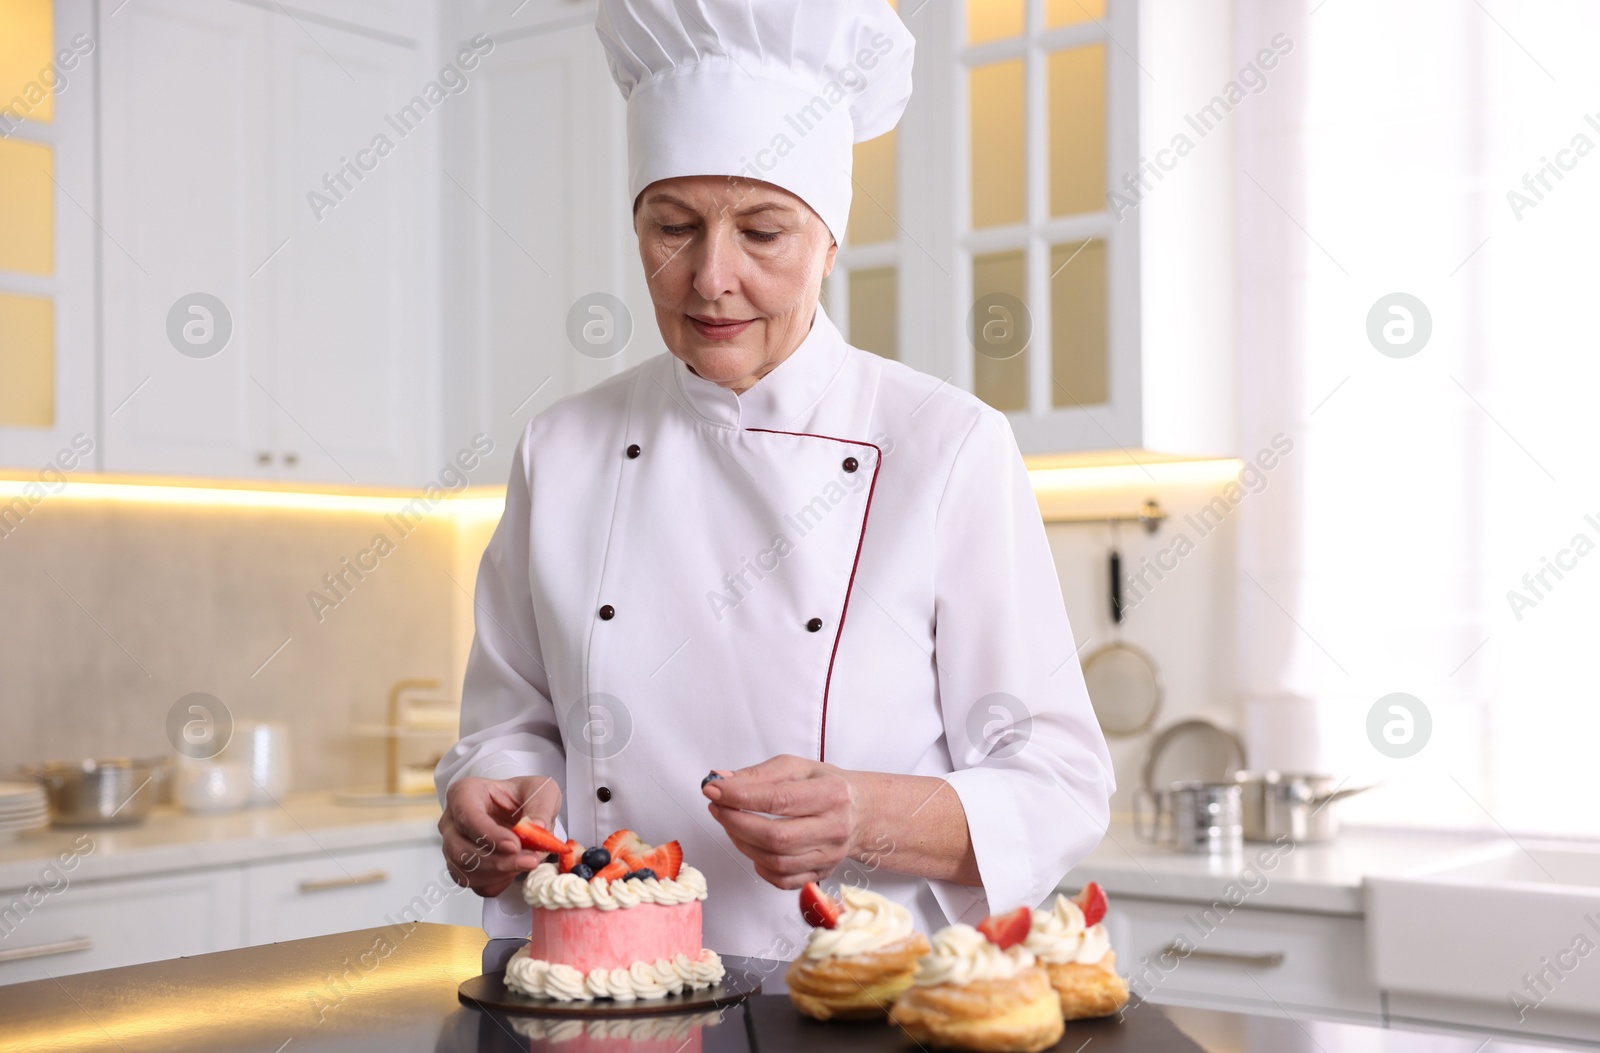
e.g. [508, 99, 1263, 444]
[1107, 896, 1383, 1021]
[97, 0, 439, 486]
[243, 842, 478, 944]
[0, 866, 245, 986]
[0, 837, 478, 985]
[438, 0, 640, 485]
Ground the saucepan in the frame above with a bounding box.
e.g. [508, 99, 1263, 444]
[1232, 770, 1374, 843]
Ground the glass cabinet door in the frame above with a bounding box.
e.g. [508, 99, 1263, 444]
[0, 0, 58, 431]
[963, 1, 1115, 415]
[837, 128, 901, 360]
[951, 0, 1134, 452]
[0, 0, 96, 471]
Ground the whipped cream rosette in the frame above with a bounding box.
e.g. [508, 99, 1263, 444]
[911, 923, 1038, 986]
[1023, 893, 1112, 966]
[803, 887, 917, 960]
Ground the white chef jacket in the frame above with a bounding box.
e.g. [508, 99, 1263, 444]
[436, 304, 1114, 959]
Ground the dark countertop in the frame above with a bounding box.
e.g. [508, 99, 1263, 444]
[0, 924, 1589, 1053]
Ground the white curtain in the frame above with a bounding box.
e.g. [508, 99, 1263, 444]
[1233, 0, 1600, 837]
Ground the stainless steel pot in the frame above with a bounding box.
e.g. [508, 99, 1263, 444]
[23, 758, 168, 826]
[1133, 781, 1243, 856]
[1233, 771, 1372, 843]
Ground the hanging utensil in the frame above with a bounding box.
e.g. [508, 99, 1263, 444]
[1082, 643, 1162, 736]
[1109, 517, 1124, 624]
[1140, 718, 1248, 797]
[1082, 519, 1163, 736]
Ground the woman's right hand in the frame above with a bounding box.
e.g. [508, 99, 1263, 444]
[440, 775, 562, 897]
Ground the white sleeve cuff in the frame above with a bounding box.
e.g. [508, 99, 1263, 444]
[939, 766, 1037, 917]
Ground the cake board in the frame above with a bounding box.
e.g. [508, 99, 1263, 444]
[459, 952, 770, 1018]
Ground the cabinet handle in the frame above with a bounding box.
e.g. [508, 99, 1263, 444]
[299, 870, 389, 893]
[0, 936, 93, 964]
[257, 452, 273, 465]
[1163, 944, 1285, 969]
[283, 453, 299, 467]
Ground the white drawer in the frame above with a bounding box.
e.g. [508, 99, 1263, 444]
[1107, 897, 1382, 1018]
[0, 867, 244, 985]
[243, 841, 480, 944]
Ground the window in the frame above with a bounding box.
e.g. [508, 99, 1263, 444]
[1235, 0, 1599, 838]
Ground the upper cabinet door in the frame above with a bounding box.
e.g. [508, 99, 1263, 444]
[259, 14, 438, 487]
[439, 4, 634, 485]
[99, 0, 277, 478]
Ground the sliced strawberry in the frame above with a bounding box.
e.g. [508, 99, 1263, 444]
[593, 858, 630, 882]
[512, 819, 566, 856]
[977, 906, 1032, 950]
[557, 839, 585, 873]
[602, 829, 647, 867]
[799, 882, 842, 929]
[633, 840, 683, 881]
[1072, 881, 1108, 927]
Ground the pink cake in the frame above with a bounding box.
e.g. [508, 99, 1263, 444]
[530, 897, 703, 973]
[502, 826, 724, 1002]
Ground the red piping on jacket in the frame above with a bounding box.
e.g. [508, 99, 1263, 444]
[745, 428, 883, 763]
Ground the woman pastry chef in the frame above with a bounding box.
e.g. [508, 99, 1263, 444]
[434, 0, 1115, 961]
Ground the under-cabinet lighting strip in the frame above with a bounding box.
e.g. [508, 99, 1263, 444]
[0, 458, 1246, 520]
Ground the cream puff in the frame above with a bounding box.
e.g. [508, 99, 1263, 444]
[889, 923, 1063, 1053]
[1025, 882, 1129, 1020]
[786, 883, 931, 1021]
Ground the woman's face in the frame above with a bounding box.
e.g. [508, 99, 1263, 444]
[634, 176, 837, 395]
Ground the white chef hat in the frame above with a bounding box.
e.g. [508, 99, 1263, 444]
[595, 0, 915, 244]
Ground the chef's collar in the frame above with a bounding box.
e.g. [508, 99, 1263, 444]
[672, 303, 848, 431]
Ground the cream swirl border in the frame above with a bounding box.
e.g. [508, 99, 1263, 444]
[504, 946, 725, 1002]
[521, 862, 708, 910]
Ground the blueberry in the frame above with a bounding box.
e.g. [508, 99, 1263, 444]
[701, 772, 723, 788]
[571, 863, 595, 881]
[624, 868, 657, 881]
[581, 847, 611, 871]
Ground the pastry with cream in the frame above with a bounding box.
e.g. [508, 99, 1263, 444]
[889, 915, 1063, 1053]
[786, 882, 932, 1020]
[1026, 881, 1128, 1020]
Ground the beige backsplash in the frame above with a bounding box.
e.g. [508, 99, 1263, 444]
[1, 469, 1241, 810]
[0, 499, 461, 794]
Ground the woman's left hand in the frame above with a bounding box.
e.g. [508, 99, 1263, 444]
[703, 755, 865, 890]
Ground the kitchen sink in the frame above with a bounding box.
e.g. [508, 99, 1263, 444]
[1366, 840, 1600, 1029]
[1422, 841, 1600, 887]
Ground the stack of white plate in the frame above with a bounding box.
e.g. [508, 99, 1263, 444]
[0, 781, 50, 843]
